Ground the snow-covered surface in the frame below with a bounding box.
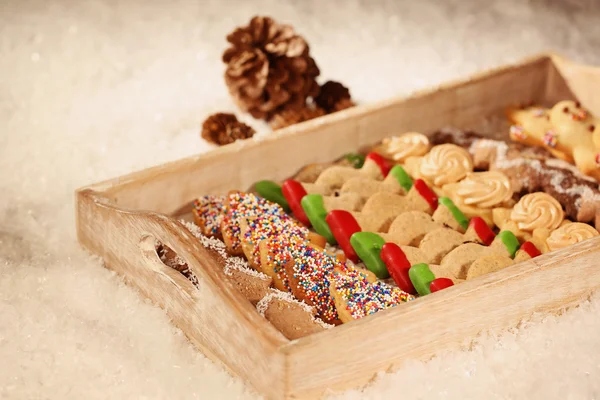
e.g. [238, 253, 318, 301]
[2, 0, 600, 398]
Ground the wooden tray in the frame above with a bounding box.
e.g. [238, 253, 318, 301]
[76, 53, 600, 399]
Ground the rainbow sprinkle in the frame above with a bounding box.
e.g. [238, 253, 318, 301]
[572, 109, 588, 121]
[509, 125, 527, 140]
[263, 236, 301, 292]
[192, 196, 226, 237]
[331, 268, 413, 320]
[243, 214, 308, 266]
[542, 130, 558, 148]
[289, 241, 348, 323]
[265, 237, 347, 322]
[222, 192, 288, 253]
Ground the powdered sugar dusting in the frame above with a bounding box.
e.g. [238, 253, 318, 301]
[546, 158, 599, 184]
[182, 221, 269, 281]
[314, 318, 335, 329]
[223, 256, 270, 280]
[439, 127, 476, 146]
[469, 139, 600, 209]
[256, 289, 316, 317]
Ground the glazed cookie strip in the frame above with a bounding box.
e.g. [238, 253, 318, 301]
[229, 190, 418, 323]
[248, 223, 413, 324]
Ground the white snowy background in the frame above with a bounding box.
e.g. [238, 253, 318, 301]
[2, 0, 600, 399]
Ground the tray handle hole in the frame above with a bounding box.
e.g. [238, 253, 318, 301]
[154, 241, 200, 289]
[138, 234, 200, 299]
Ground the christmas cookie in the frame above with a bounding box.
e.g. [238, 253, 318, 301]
[507, 100, 600, 180]
[429, 128, 600, 230]
[192, 195, 227, 238]
[546, 222, 599, 252]
[493, 192, 565, 242]
[404, 144, 474, 188]
[372, 132, 431, 162]
[442, 170, 513, 226]
[256, 289, 333, 340]
[329, 267, 413, 323]
[283, 239, 349, 324]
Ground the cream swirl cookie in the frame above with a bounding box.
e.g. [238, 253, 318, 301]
[375, 132, 430, 162]
[449, 171, 512, 209]
[511, 193, 564, 232]
[546, 222, 599, 251]
[493, 192, 565, 243]
[443, 170, 513, 226]
[406, 144, 474, 187]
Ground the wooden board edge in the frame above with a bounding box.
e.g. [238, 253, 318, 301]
[76, 188, 289, 345]
[75, 188, 290, 399]
[281, 236, 600, 398]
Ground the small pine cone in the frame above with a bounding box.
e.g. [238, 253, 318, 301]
[201, 113, 255, 145]
[269, 105, 326, 130]
[315, 81, 355, 113]
[222, 16, 320, 120]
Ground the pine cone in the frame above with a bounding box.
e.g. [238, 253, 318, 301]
[269, 105, 326, 130]
[201, 113, 255, 145]
[315, 81, 355, 113]
[222, 16, 320, 120]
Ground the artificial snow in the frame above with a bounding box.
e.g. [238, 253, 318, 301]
[2, 0, 600, 399]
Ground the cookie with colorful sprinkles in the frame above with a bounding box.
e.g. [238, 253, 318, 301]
[220, 191, 290, 255]
[256, 289, 334, 340]
[282, 239, 351, 324]
[239, 214, 309, 268]
[258, 237, 296, 292]
[192, 195, 226, 238]
[330, 267, 414, 323]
